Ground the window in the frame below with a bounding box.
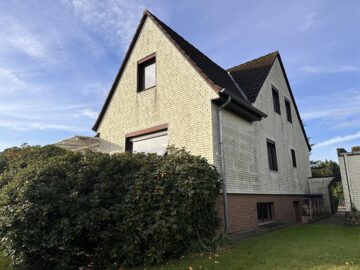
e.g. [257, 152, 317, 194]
[285, 98, 292, 123]
[126, 130, 168, 155]
[257, 202, 274, 223]
[137, 54, 156, 91]
[267, 139, 278, 171]
[267, 140, 278, 171]
[272, 87, 281, 115]
[291, 149, 297, 168]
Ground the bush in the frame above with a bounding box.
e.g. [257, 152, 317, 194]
[0, 146, 220, 269]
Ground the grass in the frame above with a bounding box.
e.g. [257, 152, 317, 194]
[0, 224, 359, 270]
[0, 253, 11, 270]
[137, 224, 360, 270]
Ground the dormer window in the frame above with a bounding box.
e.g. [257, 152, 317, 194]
[137, 53, 156, 92]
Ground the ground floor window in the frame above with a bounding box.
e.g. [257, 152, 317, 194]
[126, 129, 168, 155]
[257, 202, 274, 223]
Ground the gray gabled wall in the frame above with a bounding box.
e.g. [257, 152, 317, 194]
[213, 58, 311, 195]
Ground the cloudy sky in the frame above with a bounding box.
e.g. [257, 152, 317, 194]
[0, 0, 359, 161]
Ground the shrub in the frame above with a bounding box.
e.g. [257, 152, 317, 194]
[0, 146, 220, 269]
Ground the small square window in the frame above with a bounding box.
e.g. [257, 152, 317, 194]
[291, 149, 297, 168]
[267, 139, 278, 171]
[272, 87, 281, 115]
[285, 98, 292, 123]
[137, 55, 156, 92]
[257, 202, 274, 223]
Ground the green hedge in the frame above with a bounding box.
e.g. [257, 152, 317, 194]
[0, 146, 220, 269]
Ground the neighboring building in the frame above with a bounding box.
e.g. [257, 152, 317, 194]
[337, 147, 360, 211]
[54, 136, 100, 152]
[77, 10, 313, 233]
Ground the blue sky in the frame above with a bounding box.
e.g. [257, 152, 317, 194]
[0, 0, 359, 162]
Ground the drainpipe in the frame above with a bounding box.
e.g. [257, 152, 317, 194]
[217, 88, 232, 233]
[343, 154, 354, 209]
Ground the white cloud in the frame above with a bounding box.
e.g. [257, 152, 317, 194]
[0, 119, 87, 132]
[300, 65, 360, 73]
[301, 90, 360, 123]
[0, 15, 50, 60]
[0, 68, 27, 92]
[299, 13, 316, 32]
[314, 131, 360, 148]
[81, 109, 98, 119]
[66, 0, 146, 49]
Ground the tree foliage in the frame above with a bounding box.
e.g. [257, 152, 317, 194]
[0, 146, 220, 269]
[310, 160, 340, 178]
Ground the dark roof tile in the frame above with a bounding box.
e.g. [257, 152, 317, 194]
[147, 11, 243, 99]
[227, 51, 278, 103]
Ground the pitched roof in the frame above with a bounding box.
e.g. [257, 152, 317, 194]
[91, 10, 310, 150]
[227, 51, 278, 103]
[228, 52, 311, 150]
[147, 11, 243, 99]
[92, 10, 247, 131]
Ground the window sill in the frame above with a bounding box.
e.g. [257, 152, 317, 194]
[137, 86, 156, 93]
[269, 169, 278, 173]
[258, 220, 275, 226]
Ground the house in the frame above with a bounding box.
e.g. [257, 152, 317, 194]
[337, 146, 360, 211]
[72, 10, 314, 233]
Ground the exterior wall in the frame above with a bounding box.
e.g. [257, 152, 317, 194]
[217, 194, 303, 233]
[97, 17, 218, 163]
[339, 153, 360, 211]
[308, 177, 334, 213]
[213, 58, 311, 195]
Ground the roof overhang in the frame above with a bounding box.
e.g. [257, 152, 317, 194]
[213, 89, 267, 122]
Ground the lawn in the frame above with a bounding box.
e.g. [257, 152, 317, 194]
[0, 253, 11, 270]
[139, 224, 360, 270]
[1, 224, 359, 270]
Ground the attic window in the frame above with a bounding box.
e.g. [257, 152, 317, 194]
[285, 98, 292, 123]
[137, 53, 156, 92]
[291, 149, 297, 168]
[272, 87, 281, 115]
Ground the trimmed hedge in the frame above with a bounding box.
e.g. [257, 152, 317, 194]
[0, 146, 220, 269]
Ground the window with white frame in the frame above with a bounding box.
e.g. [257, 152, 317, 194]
[126, 130, 168, 155]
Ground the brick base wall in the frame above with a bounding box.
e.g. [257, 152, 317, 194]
[217, 193, 304, 233]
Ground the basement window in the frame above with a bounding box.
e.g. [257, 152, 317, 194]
[126, 130, 168, 155]
[285, 98, 292, 123]
[257, 202, 274, 223]
[137, 54, 156, 92]
[267, 139, 278, 171]
[272, 87, 281, 115]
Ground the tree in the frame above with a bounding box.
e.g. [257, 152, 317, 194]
[310, 160, 340, 178]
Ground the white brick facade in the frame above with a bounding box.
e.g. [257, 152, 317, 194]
[97, 17, 218, 163]
[338, 150, 360, 211]
[96, 14, 311, 197]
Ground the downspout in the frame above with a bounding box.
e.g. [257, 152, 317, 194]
[343, 154, 354, 209]
[217, 88, 232, 233]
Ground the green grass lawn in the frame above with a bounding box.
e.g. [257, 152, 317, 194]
[0, 253, 11, 270]
[1, 224, 359, 269]
[139, 224, 360, 270]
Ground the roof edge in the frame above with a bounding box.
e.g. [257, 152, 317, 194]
[92, 11, 149, 131]
[93, 10, 231, 131]
[276, 54, 312, 151]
